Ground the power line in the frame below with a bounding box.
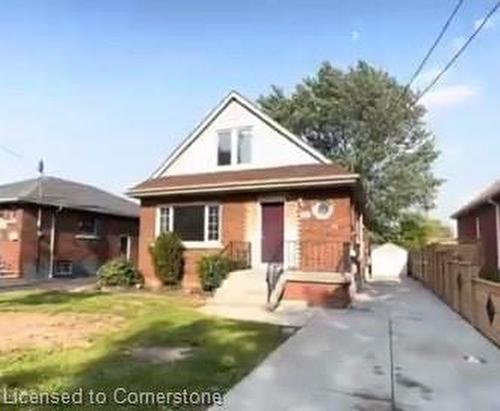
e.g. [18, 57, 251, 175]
[417, 0, 500, 102]
[0, 144, 24, 159]
[406, 0, 464, 90]
[392, 0, 464, 107]
[0, 141, 38, 174]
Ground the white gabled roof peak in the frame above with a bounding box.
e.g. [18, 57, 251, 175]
[150, 90, 331, 178]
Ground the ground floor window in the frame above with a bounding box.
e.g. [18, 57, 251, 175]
[119, 235, 131, 260]
[157, 204, 220, 243]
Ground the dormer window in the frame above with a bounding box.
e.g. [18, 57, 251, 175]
[217, 127, 252, 166]
[217, 130, 232, 166]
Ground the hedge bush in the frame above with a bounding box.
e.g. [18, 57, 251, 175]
[197, 254, 235, 292]
[97, 258, 143, 287]
[149, 232, 184, 285]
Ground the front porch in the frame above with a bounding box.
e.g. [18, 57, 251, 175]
[208, 239, 356, 319]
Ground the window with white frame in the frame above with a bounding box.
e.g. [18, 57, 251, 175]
[77, 215, 99, 237]
[217, 130, 232, 166]
[217, 127, 252, 166]
[207, 205, 220, 240]
[157, 204, 220, 243]
[237, 128, 252, 164]
[159, 207, 171, 234]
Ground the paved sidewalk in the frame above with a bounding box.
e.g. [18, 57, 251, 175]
[214, 278, 499, 410]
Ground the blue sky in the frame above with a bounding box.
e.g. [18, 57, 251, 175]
[0, 0, 499, 227]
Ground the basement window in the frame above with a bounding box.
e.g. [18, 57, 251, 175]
[157, 204, 220, 245]
[55, 260, 73, 277]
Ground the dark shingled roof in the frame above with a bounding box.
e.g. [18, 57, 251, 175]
[129, 164, 355, 195]
[452, 179, 500, 218]
[0, 176, 139, 218]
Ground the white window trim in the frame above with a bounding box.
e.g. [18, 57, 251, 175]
[156, 203, 222, 249]
[217, 129, 232, 167]
[237, 126, 252, 165]
[475, 216, 481, 240]
[120, 235, 132, 260]
[76, 216, 99, 239]
[217, 126, 253, 168]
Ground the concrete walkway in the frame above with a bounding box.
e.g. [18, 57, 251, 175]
[214, 278, 500, 410]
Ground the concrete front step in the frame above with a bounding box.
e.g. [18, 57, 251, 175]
[199, 303, 315, 327]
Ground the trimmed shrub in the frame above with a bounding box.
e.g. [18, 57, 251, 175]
[197, 254, 234, 292]
[149, 232, 184, 285]
[97, 258, 143, 287]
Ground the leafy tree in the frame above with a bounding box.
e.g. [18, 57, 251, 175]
[392, 213, 452, 250]
[258, 61, 442, 240]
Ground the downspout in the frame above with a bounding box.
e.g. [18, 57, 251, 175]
[48, 210, 56, 279]
[36, 160, 45, 275]
[487, 198, 500, 270]
[48, 206, 63, 279]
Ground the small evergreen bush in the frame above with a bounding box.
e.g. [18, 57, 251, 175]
[197, 254, 233, 292]
[97, 258, 143, 287]
[149, 232, 184, 285]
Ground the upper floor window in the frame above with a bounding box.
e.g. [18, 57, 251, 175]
[217, 127, 252, 166]
[237, 128, 252, 164]
[217, 130, 232, 166]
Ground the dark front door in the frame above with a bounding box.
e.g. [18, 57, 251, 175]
[261, 202, 284, 263]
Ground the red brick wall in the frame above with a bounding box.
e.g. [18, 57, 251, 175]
[137, 189, 356, 290]
[456, 205, 498, 273]
[138, 204, 161, 288]
[296, 189, 353, 272]
[221, 200, 247, 243]
[138, 196, 249, 290]
[283, 281, 350, 307]
[14, 205, 138, 279]
[0, 207, 23, 277]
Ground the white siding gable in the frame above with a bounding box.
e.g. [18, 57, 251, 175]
[155, 92, 328, 177]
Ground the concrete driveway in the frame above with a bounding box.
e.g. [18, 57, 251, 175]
[214, 278, 499, 410]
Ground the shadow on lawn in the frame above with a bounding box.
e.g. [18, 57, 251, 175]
[1, 316, 284, 411]
[0, 291, 103, 307]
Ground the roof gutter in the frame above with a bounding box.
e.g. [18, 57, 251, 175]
[0, 197, 21, 203]
[129, 176, 358, 198]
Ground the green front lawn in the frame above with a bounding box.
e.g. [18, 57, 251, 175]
[0, 289, 285, 410]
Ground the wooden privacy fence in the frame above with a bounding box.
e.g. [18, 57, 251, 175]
[409, 242, 499, 346]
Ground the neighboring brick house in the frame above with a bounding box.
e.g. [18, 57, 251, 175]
[0, 176, 139, 279]
[128, 91, 366, 306]
[452, 180, 500, 276]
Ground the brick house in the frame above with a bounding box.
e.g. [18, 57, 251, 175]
[0, 176, 139, 279]
[452, 180, 500, 276]
[128, 91, 366, 306]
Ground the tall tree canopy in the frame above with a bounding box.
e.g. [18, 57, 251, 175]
[258, 61, 441, 241]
